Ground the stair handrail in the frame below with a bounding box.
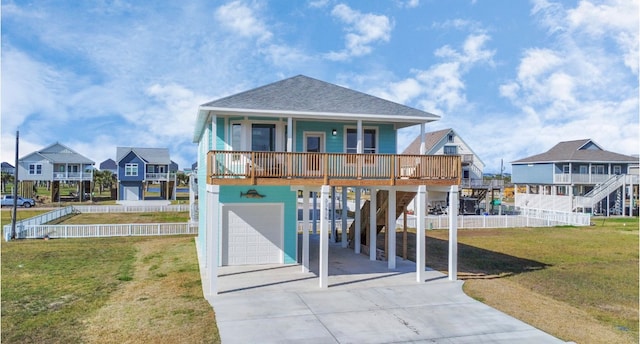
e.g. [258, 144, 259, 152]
[583, 174, 624, 198]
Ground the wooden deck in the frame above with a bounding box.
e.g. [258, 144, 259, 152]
[206, 151, 461, 187]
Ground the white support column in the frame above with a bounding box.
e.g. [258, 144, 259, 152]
[356, 120, 363, 154]
[416, 185, 426, 282]
[369, 187, 377, 261]
[419, 123, 426, 154]
[448, 185, 459, 281]
[287, 117, 293, 152]
[354, 187, 361, 254]
[388, 189, 396, 269]
[622, 180, 627, 217]
[341, 187, 348, 248]
[302, 187, 310, 273]
[312, 192, 317, 234]
[331, 186, 337, 243]
[319, 185, 330, 288]
[205, 184, 220, 297]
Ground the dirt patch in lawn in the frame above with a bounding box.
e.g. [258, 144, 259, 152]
[82, 237, 219, 343]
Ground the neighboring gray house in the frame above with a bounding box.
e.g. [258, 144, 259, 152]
[512, 139, 639, 215]
[1, 162, 15, 174]
[99, 158, 117, 174]
[17, 142, 95, 200]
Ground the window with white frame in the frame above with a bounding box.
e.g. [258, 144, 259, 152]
[29, 164, 42, 175]
[125, 163, 138, 176]
[591, 165, 605, 174]
[443, 146, 457, 155]
[562, 165, 570, 174]
[613, 165, 621, 175]
[579, 165, 588, 174]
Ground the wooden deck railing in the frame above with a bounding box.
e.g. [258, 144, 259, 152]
[207, 151, 461, 187]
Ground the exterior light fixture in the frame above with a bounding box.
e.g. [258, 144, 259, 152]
[332, 129, 337, 136]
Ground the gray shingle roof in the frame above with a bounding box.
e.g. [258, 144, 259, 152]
[512, 139, 638, 164]
[202, 75, 438, 119]
[402, 128, 451, 154]
[27, 142, 94, 164]
[116, 147, 170, 165]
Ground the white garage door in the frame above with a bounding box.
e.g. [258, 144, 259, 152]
[222, 204, 283, 266]
[124, 186, 139, 200]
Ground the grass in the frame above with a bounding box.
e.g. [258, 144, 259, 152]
[389, 216, 638, 344]
[53, 212, 190, 224]
[1, 236, 219, 343]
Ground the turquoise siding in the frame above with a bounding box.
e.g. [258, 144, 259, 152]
[219, 185, 298, 264]
[512, 163, 553, 184]
[216, 117, 225, 150]
[294, 121, 397, 153]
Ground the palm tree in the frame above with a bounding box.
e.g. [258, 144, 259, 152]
[1, 171, 14, 193]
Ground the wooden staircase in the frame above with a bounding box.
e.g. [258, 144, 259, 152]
[347, 191, 416, 251]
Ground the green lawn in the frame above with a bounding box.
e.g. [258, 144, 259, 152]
[1, 236, 219, 343]
[419, 217, 639, 342]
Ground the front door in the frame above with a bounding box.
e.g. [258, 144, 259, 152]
[304, 132, 325, 171]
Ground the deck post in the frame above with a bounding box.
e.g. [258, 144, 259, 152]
[319, 185, 330, 288]
[448, 185, 458, 281]
[354, 187, 361, 254]
[331, 186, 337, 243]
[369, 187, 377, 261]
[341, 187, 348, 248]
[416, 185, 426, 282]
[302, 187, 310, 273]
[388, 189, 396, 269]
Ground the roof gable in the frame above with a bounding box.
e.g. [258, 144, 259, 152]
[116, 147, 170, 165]
[512, 139, 638, 164]
[403, 128, 451, 155]
[20, 142, 94, 164]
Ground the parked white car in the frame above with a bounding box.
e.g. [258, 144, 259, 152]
[0, 195, 36, 208]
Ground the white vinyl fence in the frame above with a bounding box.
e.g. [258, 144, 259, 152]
[17, 223, 197, 240]
[4, 204, 193, 241]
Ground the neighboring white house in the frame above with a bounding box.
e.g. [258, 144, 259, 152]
[403, 128, 498, 214]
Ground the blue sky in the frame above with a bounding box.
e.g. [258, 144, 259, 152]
[2, 0, 638, 173]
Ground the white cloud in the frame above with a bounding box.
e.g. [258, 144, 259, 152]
[325, 4, 393, 61]
[496, 0, 639, 164]
[215, 1, 273, 42]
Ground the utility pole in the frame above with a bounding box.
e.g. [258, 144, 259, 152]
[11, 130, 19, 240]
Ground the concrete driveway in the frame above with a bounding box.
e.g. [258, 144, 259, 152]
[210, 235, 565, 343]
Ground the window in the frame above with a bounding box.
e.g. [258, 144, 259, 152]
[443, 146, 457, 155]
[591, 165, 605, 174]
[346, 128, 376, 154]
[613, 165, 621, 175]
[557, 185, 567, 196]
[125, 163, 138, 176]
[251, 124, 276, 151]
[231, 123, 242, 151]
[579, 165, 588, 174]
[29, 164, 42, 175]
[563, 165, 570, 174]
[448, 134, 454, 143]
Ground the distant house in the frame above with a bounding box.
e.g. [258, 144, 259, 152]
[511, 139, 639, 215]
[99, 158, 117, 174]
[403, 128, 499, 214]
[17, 142, 95, 200]
[115, 147, 176, 201]
[1, 162, 15, 175]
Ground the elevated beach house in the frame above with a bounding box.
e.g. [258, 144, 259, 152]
[116, 147, 177, 201]
[17, 142, 94, 201]
[193, 75, 461, 299]
[512, 139, 639, 216]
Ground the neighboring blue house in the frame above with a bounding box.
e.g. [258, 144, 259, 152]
[512, 139, 639, 216]
[116, 147, 176, 201]
[192, 75, 462, 298]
